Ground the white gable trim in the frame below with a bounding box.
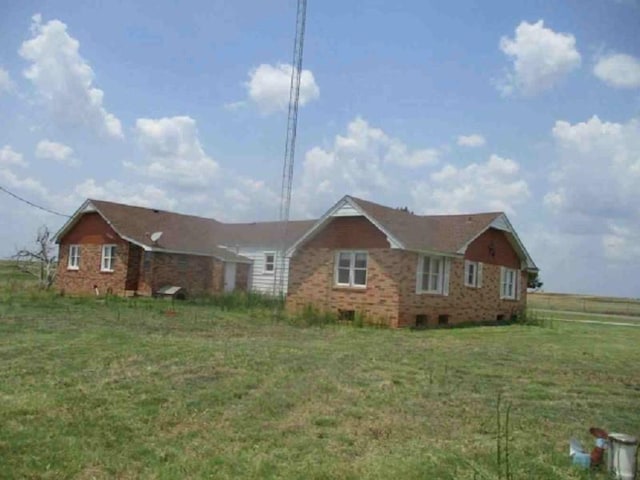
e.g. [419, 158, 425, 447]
[457, 213, 538, 271]
[53, 199, 93, 243]
[287, 195, 404, 255]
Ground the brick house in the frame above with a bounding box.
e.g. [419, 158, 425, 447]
[54, 199, 313, 297]
[286, 195, 538, 328]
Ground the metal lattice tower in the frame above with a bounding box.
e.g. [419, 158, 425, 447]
[275, 0, 307, 296]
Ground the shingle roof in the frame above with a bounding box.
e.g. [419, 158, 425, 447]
[348, 196, 502, 253]
[56, 199, 316, 262]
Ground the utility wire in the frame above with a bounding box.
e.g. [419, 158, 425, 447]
[0, 184, 71, 218]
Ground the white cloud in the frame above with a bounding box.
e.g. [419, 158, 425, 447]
[294, 117, 440, 216]
[457, 134, 486, 147]
[69, 179, 177, 211]
[130, 116, 219, 188]
[245, 63, 319, 114]
[18, 14, 123, 138]
[35, 139, 78, 166]
[498, 20, 581, 96]
[593, 53, 640, 89]
[0, 145, 28, 168]
[545, 115, 640, 260]
[412, 154, 530, 215]
[0, 68, 13, 94]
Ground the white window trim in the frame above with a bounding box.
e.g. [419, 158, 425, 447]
[263, 252, 276, 275]
[334, 251, 368, 288]
[500, 266, 519, 300]
[101, 244, 116, 272]
[67, 244, 80, 270]
[416, 255, 450, 295]
[464, 260, 483, 288]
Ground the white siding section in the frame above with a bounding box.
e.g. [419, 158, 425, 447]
[233, 247, 291, 295]
[490, 215, 510, 231]
[332, 203, 360, 217]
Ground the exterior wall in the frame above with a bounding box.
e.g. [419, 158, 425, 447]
[236, 263, 250, 292]
[56, 212, 130, 295]
[287, 247, 402, 326]
[232, 247, 288, 295]
[287, 218, 527, 328]
[396, 255, 526, 328]
[137, 252, 217, 296]
[397, 228, 526, 327]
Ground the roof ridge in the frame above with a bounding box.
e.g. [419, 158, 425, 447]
[89, 198, 222, 223]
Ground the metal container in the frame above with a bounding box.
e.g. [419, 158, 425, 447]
[607, 433, 638, 480]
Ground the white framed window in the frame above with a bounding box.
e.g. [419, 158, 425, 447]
[264, 252, 275, 274]
[417, 255, 450, 295]
[500, 267, 519, 300]
[101, 245, 116, 272]
[335, 251, 368, 288]
[464, 260, 483, 288]
[67, 245, 80, 270]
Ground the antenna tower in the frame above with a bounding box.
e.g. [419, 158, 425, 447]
[275, 0, 307, 296]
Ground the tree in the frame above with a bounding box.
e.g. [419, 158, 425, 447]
[527, 271, 543, 291]
[13, 225, 58, 289]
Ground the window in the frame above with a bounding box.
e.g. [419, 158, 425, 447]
[67, 245, 80, 270]
[417, 255, 450, 294]
[335, 251, 368, 287]
[438, 314, 450, 325]
[101, 245, 116, 272]
[500, 267, 518, 300]
[264, 252, 275, 274]
[464, 260, 483, 288]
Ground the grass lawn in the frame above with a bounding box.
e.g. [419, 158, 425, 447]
[1, 273, 639, 478]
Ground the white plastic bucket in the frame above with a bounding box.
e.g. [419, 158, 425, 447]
[607, 433, 638, 480]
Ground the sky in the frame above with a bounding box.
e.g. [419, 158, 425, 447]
[0, 0, 639, 297]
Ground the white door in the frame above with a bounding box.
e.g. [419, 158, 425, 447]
[224, 262, 236, 292]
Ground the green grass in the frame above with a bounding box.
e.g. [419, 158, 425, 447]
[529, 292, 640, 317]
[1, 287, 639, 479]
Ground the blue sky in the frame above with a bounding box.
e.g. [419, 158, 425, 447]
[1, 0, 639, 297]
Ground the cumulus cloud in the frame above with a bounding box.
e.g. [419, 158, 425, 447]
[69, 179, 177, 211]
[0, 145, 28, 168]
[545, 115, 640, 259]
[593, 53, 640, 89]
[0, 68, 13, 94]
[35, 139, 78, 166]
[457, 134, 486, 147]
[18, 14, 123, 138]
[245, 63, 319, 114]
[294, 117, 440, 215]
[498, 20, 581, 96]
[412, 154, 529, 214]
[129, 116, 219, 189]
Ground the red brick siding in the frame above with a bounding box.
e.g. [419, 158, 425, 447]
[287, 216, 527, 328]
[60, 212, 120, 244]
[305, 216, 391, 249]
[287, 247, 401, 326]
[465, 228, 521, 268]
[56, 241, 130, 295]
[236, 263, 250, 291]
[397, 254, 526, 327]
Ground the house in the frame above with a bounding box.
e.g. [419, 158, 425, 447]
[286, 195, 537, 328]
[54, 199, 313, 297]
[55, 195, 538, 329]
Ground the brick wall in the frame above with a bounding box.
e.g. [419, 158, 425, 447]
[236, 263, 250, 291]
[287, 216, 527, 328]
[56, 241, 130, 295]
[287, 247, 402, 326]
[396, 254, 526, 328]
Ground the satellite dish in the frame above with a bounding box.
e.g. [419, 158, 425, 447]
[150, 231, 163, 243]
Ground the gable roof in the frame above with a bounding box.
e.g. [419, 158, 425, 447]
[55, 199, 250, 262]
[289, 195, 538, 271]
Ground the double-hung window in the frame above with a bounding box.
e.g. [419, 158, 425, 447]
[101, 245, 116, 272]
[264, 252, 275, 274]
[335, 251, 367, 288]
[417, 255, 450, 294]
[500, 267, 518, 300]
[464, 260, 482, 288]
[68, 245, 80, 270]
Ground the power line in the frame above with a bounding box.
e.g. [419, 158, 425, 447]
[0, 184, 71, 218]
